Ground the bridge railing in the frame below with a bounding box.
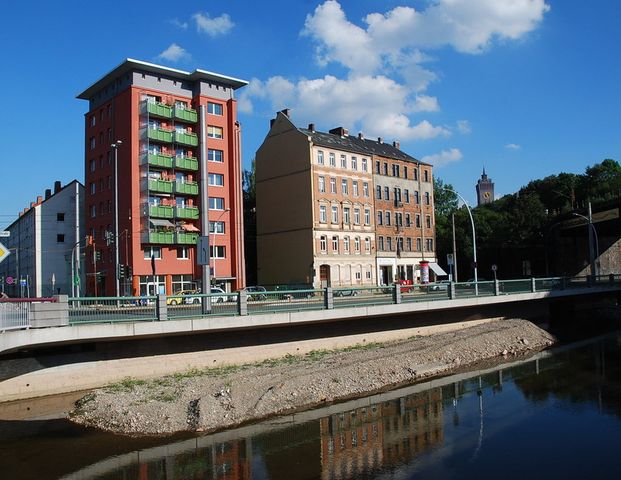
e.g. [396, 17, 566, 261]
[3, 275, 621, 330]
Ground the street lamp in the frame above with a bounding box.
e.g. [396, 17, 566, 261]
[111, 140, 123, 298]
[572, 203, 599, 277]
[211, 207, 230, 287]
[443, 187, 478, 293]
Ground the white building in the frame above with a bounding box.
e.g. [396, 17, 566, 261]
[0, 180, 85, 297]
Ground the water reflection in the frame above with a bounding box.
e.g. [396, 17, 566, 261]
[4, 333, 621, 480]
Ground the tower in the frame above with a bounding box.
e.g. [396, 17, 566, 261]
[476, 168, 494, 206]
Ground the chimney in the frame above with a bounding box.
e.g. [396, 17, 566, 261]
[329, 127, 348, 137]
[308, 123, 315, 132]
[280, 108, 290, 118]
[30, 202, 35, 209]
[45, 189, 52, 199]
[378, 137, 383, 144]
[358, 132, 364, 139]
[54, 180, 62, 193]
[393, 141, 400, 149]
[36, 196, 43, 204]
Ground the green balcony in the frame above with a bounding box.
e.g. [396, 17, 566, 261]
[149, 179, 174, 194]
[175, 181, 198, 195]
[149, 205, 174, 218]
[147, 152, 173, 168]
[176, 232, 199, 244]
[148, 128, 173, 143]
[174, 156, 198, 171]
[175, 206, 199, 220]
[147, 231, 175, 244]
[147, 102, 172, 119]
[174, 131, 199, 147]
[174, 107, 198, 123]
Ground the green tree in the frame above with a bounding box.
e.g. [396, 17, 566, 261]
[242, 159, 257, 284]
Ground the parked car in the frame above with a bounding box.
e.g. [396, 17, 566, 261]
[430, 280, 451, 291]
[334, 288, 359, 297]
[209, 287, 229, 303]
[166, 289, 198, 306]
[242, 286, 267, 301]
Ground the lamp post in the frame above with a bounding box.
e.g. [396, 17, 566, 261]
[211, 208, 230, 288]
[572, 203, 599, 277]
[443, 187, 478, 293]
[111, 140, 123, 298]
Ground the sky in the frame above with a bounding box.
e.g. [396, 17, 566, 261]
[1, 0, 620, 228]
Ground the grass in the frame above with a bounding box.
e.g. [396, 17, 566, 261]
[105, 377, 147, 393]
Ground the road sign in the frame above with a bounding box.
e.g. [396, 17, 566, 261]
[0, 231, 10, 237]
[0, 241, 10, 264]
[20, 278, 27, 287]
[447, 254, 454, 266]
[491, 264, 497, 271]
[197, 236, 210, 265]
[6, 276, 14, 285]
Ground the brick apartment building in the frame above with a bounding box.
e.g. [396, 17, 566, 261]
[256, 110, 438, 288]
[77, 59, 247, 296]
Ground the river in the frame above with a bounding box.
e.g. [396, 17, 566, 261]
[2, 330, 621, 479]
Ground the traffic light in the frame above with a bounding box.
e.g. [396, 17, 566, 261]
[119, 264, 126, 279]
[126, 265, 132, 279]
[95, 250, 101, 261]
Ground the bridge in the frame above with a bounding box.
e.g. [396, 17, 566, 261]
[1, 275, 619, 401]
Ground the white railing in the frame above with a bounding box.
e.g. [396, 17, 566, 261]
[0, 299, 31, 331]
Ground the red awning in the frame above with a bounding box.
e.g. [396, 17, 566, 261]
[180, 223, 200, 232]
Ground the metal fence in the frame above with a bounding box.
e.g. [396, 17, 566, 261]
[0, 299, 31, 330]
[68, 296, 157, 324]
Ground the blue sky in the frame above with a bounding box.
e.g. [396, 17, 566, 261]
[1, 0, 620, 227]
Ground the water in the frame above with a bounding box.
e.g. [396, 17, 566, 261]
[2, 333, 621, 479]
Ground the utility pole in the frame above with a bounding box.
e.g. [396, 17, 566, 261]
[452, 213, 458, 282]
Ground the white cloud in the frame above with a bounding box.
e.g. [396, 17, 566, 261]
[421, 148, 463, 167]
[192, 12, 234, 37]
[170, 18, 188, 30]
[156, 43, 190, 62]
[505, 143, 521, 150]
[457, 120, 471, 134]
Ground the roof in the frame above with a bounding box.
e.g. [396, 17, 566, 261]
[298, 127, 428, 165]
[77, 58, 248, 100]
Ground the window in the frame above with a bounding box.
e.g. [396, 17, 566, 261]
[426, 238, 433, 252]
[90, 182, 96, 195]
[416, 238, 422, 251]
[383, 163, 388, 175]
[364, 209, 370, 225]
[343, 207, 350, 224]
[363, 182, 369, 197]
[207, 125, 223, 139]
[341, 179, 348, 195]
[177, 247, 189, 259]
[344, 236, 350, 252]
[376, 161, 381, 174]
[210, 246, 226, 258]
[57, 213, 65, 222]
[320, 235, 327, 252]
[384, 187, 390, 200]
[424, 170, 429, 182]
[425, 192, 430, 205]
[414, 168, 419, 181]
[353, 208, 360, 225]
[208, 149, 224, 162]
[107, 128, 112, 140]
[396, 212, 403, 226]
[90, 116, 96, 127]
[320, 205, 327, 223]
[57, 234, 65, 243]
[352, 181, 359, 196]
[385, 211, 391, 226]
[378, 236, 384, 250]
[354, 237, 360, 252]
[340, 155, 347, 168]
[208, 173, 224, 186]
[90, 205, 96, 218]
[209, 221, 225, 234]
[426, 215, 432, 228]
[329, 153, 336, 167]
[207, 102, 223, 115]
[414, 191, 420, 204]
[387, 237, 393, 251]
[144, 246, 161, 259]
[365, 237, 371, 252]
[394, 188, 402, 203]
[107, 200, 112, 213]
[377, 210, 383, 225]
[209, 197, 225, 210]
[397, 237, 404, 253]
[108, 175, 112, 189]
[416, 214, 421, 228]
[351, 157, 358, 170]
[330, 177, 336, 194]
[404, 189, 410, 203]
[405, 213, 411, 227]
[90, 159, 96, 172]
[392, 164, 400, 177]
[404, 166, 408, 179]
[407, 238, 412, 251]
[317, 150, 324, 165]
[90, 137, 95, 150]
[376, 185, 382, 200]
[331, 206, 338, 223]
[356, 271, 362, 280]
[362, 158, 368, 172]
[366, 269, 372, 279]
[332, 236, 339, 252]
[318, 176, 325, 193]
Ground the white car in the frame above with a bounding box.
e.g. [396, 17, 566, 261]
[430, 280, 451, 291]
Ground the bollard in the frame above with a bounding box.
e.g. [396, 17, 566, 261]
[238, 289, 248, 316]
[448, 282, 455, 300]
[494, 279, 500, 296]
[531, 277, 536, 293]
[324, 287, 334, 309]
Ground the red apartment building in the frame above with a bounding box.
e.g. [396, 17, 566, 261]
[78, 59, 247, 296]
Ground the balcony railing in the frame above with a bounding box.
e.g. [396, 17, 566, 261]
[147, 152, 173, 168]
[149, 179, 174, 194]
[175, 206, 199, 219]
[173, 107, 198, 123]
[176, 232, 199, 244]
[174, 156, 198, 171]
[145, 231, 175, 244]
[175, 181, 198, 195]
[149, 205, 174, 218]
[174, 131, 199, 147]
[147, 128, 173, 143]
[147, 102, 172, 119]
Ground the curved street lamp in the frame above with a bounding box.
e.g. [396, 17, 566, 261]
[111, 140, 123, 298]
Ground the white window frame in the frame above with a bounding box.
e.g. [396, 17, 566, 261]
[207, 125, 223, 139]
[208, 173, 224, 186]
[319, 205, 327, 223]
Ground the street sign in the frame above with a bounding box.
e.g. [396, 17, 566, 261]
[446, 254, 454, 266]
[0, 231, 10, 237]
[197, 236, 210, 265]
[0, 241, 10, 264]
[20, 278, 27, 287]
[6, 276, 14, 285]
[491, 264, 497, 271]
